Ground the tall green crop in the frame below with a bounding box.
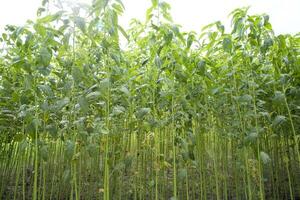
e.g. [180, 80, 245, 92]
[0, 1, 299, 199]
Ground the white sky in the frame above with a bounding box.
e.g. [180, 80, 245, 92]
[0, 0, 299, 35]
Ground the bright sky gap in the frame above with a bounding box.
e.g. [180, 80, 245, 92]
[0, 0, 299, 35]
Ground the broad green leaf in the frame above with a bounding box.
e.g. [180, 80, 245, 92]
[272, 91, 285, 104]
[86, 91, 101, 101]
[100, 78, 110, 91]
[260, 151, 271, 164]
[238, 94, 252, 103]
[38, 85, 53, 97]
[32, 118, 41, 130]
[38, 47, 52, 66]
[197, 60, 206, 76]
[112, 105, 125, 116]
[136, 107, 151, 119]
[54, 98, 70, 111]
[178, 168, 187, 180]
[245, 132, 258, 143]
[119, 86, 130, 96]
[272, 115, 286, 127]
[223, 37, 232, 53]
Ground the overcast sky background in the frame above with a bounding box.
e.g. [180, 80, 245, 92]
[0, 0, 299, 35]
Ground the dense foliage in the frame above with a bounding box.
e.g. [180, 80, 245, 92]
[0, 0, 300, 199]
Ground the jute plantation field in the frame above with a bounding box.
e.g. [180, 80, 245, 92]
[0, 0, 300, 199]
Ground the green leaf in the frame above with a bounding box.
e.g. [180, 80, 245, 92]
[39, 47, 52, 66]
[197, 60, 206, 76]
[175, 70, 187, 83]
[86, 91, 101, 101]
[74, 16, 86, 33]
[37, 66, 51, 76]
[46, 124, 58, 137]
[186, 33, 194, 49]
[119, 85, 130, 96]
[86, 144, 98, 157]
[40, 145, 49, 161]
[38, 85, 53, 97]
[223, 37, 232, 53]
[178, 168, 187, 180]
[65, 140, 75, 160]
[13, 134, 25, 142]
[72, 67, 84, 84]
[118, 25, 129, 41]
[272, 115, 286, 127]
[260, 151, 271, 164]
[54, 98, 70, 111]
[32, 118, 41, 130]
[24, 75, 33, 90]
[238, 94, 252, 103]
[37, 11, 63, 23]
[261, 38, 273, 53]
[272, 91, 285, 104]
[164, 31, 173, 44]
[78, 96, 89, 113]
[151, 0, 158, 7]
[136, 108, 151, 119]
[155, 55, 162, 68]
[245, 132, 258, 144]
[146, 7, 153, 22]
[112, 105, 125, 116]
[62, 169, 71, 183]
[100, 78, 110, 91]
